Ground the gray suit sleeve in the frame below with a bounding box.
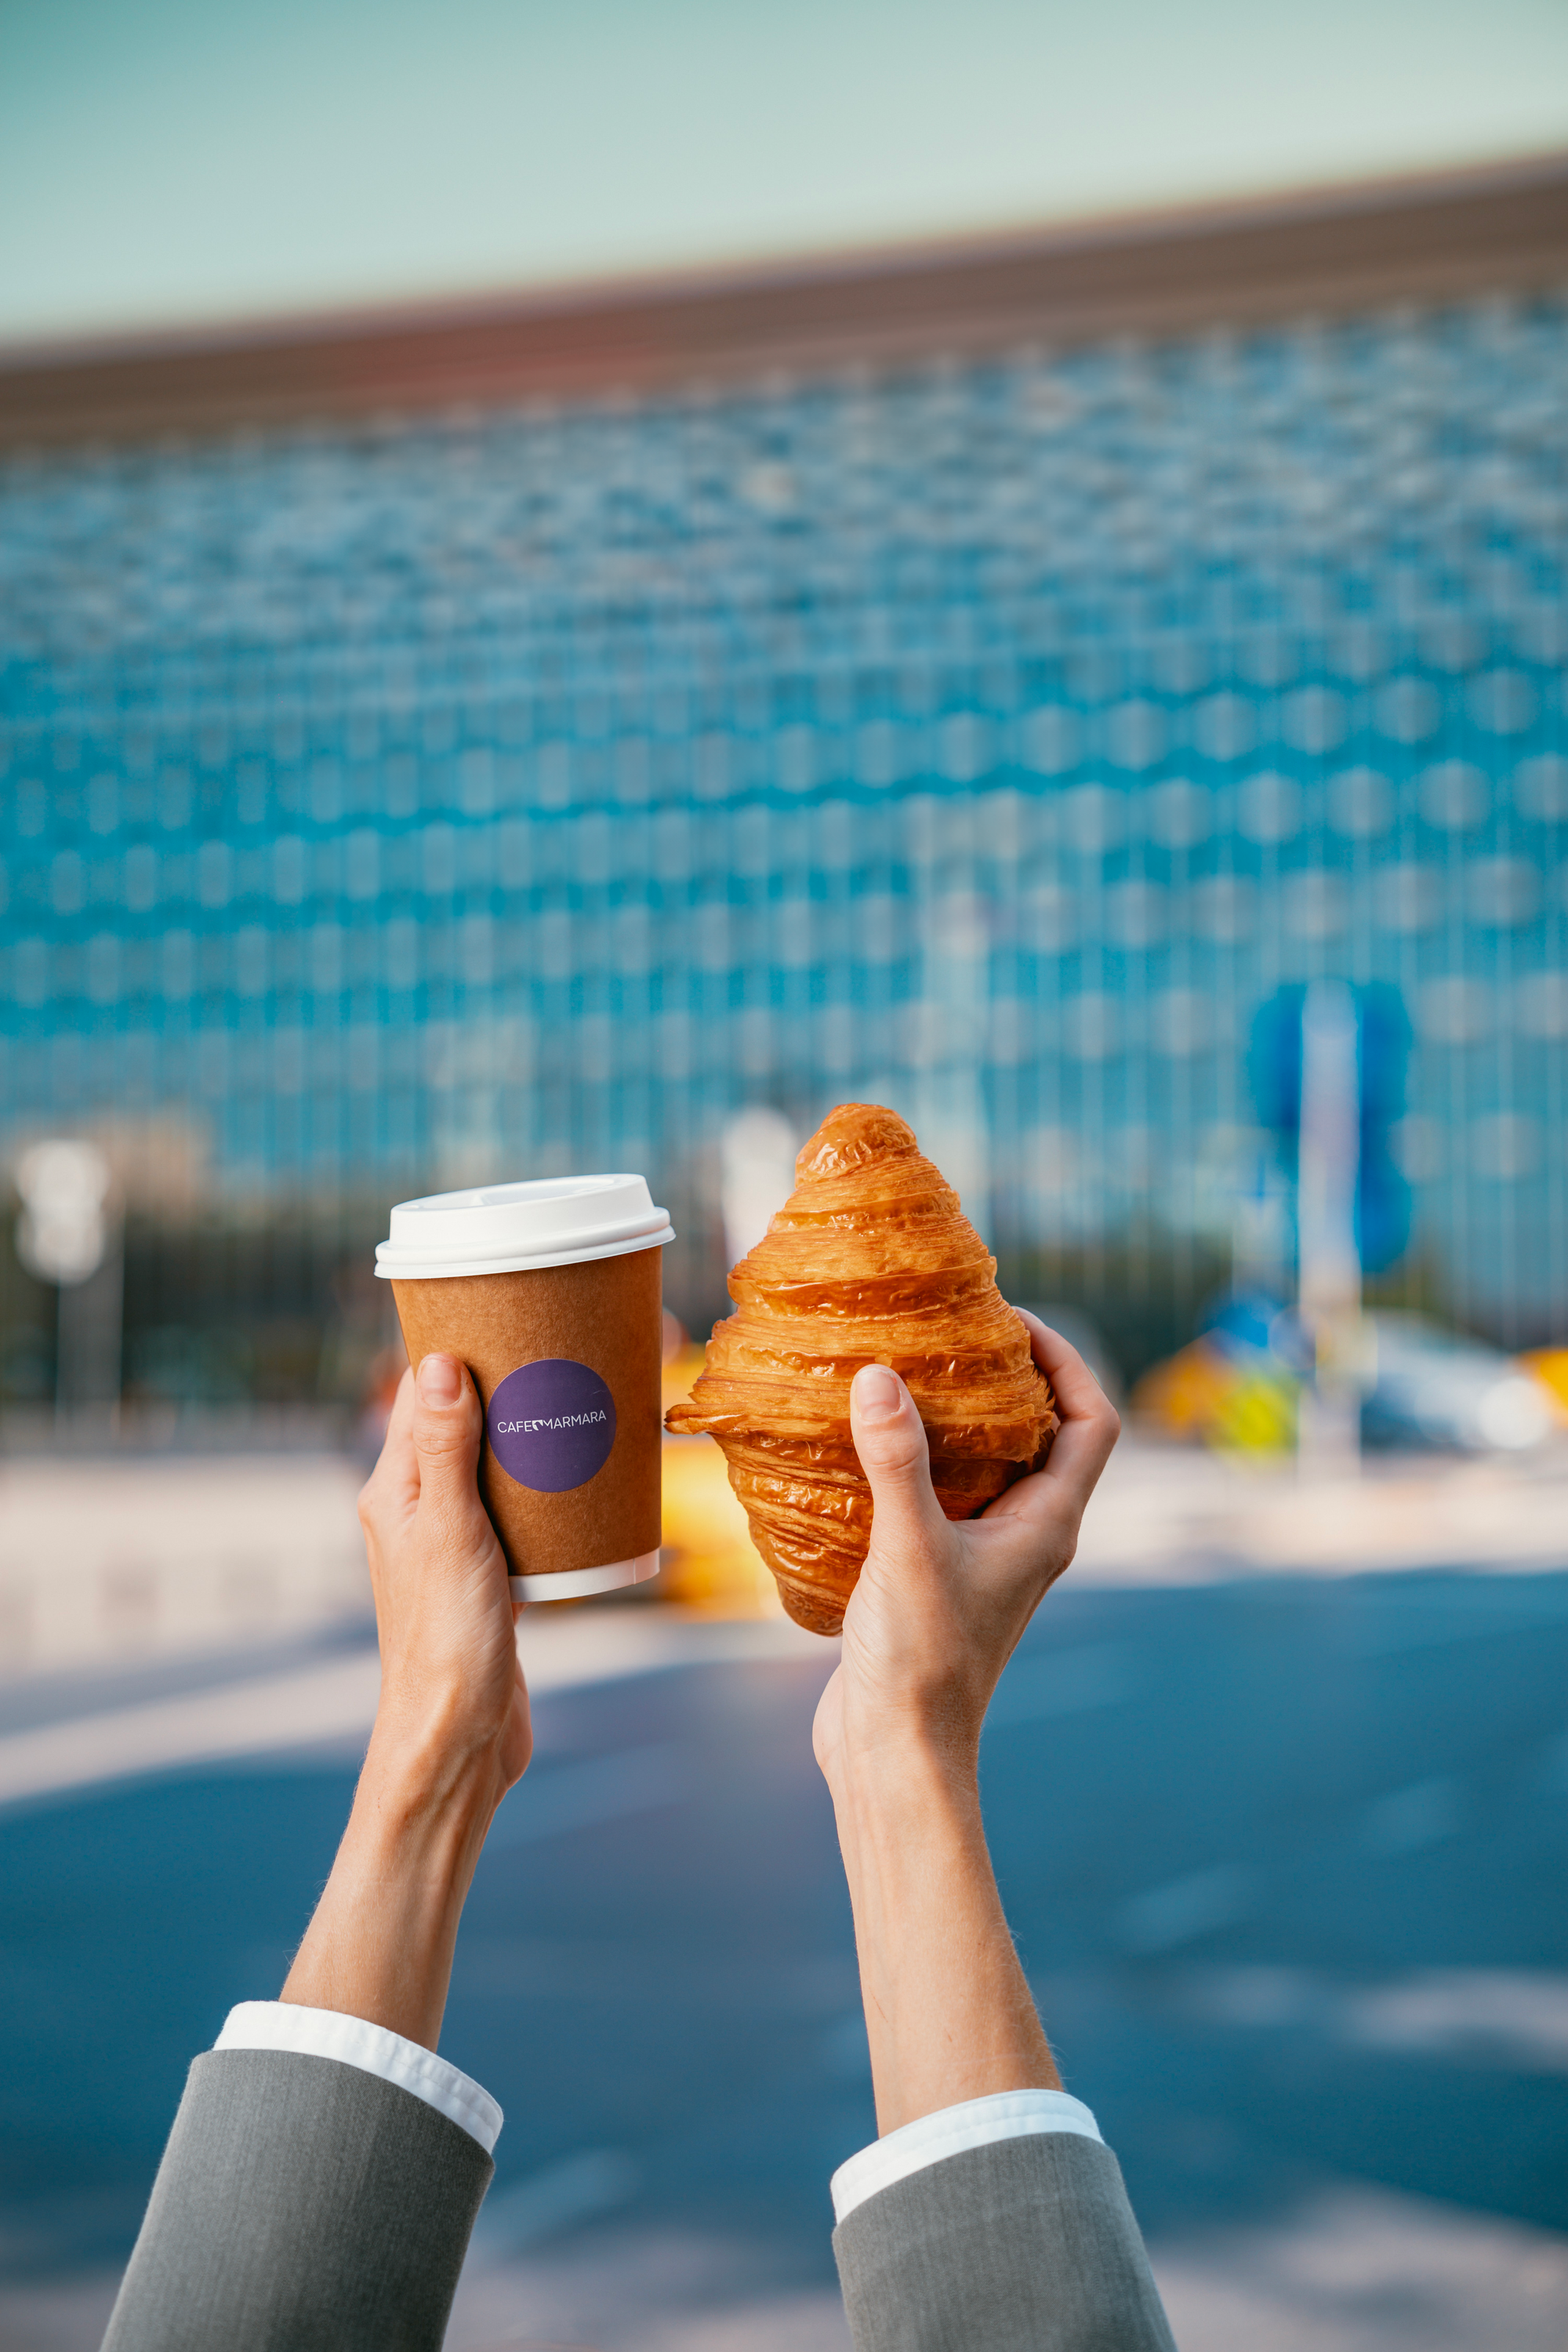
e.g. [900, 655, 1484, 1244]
[102, 2048, 494, 2352]
[833, 2132, 1176, 2352]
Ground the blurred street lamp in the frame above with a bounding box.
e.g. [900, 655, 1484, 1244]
[1250, 982, 1412, 1475]
[916, 891, 993, 1242]
[1296, 983, 1367, 1472]
[13, 1139, 123, 1432]
[16, 1139, 112, 1285]
[720, 1109, 798, 1269]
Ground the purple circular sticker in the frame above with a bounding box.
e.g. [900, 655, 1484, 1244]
[487, 1359, 617, 1494]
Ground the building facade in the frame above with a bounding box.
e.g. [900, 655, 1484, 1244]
[2, 165, 1566, 1376]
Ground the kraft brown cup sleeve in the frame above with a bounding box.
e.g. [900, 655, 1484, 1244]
[391, 1246, 663, 1580]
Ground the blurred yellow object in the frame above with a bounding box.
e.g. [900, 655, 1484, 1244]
[660, 1345, 780, 1615]
[1131, 1339, 1236, 1441]
[660, 1436, 781, 1615]
[1131, 1338, 1298, 1455]
[661, 1343, 710, 1418]
[1207, 1370, 1298, 1454]
[1519, 1348, 1568, 1425]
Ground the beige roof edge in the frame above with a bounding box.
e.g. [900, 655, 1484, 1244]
[3, 148, 1566, 451]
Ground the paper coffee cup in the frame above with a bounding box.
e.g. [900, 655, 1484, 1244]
[375, 1175, 675, 1602]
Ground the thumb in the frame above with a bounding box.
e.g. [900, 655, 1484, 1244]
[850, 1365, 951, 1559]
[412, 1352, 489, 1530]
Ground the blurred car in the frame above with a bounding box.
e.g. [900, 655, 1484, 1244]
[1134, 1301, 1559, 1457]
[1360, 1314, 1556, 1454]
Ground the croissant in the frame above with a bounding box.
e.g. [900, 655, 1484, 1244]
[665, 1103, 1057, 1634]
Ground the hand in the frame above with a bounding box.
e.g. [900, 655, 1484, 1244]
[813, 1315, 1120, 1793]
[281, 1352, 529, 2048]
[358, 1354, 532, 1802]
[812, 1316, 1120, 2133]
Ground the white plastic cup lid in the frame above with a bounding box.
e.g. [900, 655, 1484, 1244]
[375, 1174, 675, 1280]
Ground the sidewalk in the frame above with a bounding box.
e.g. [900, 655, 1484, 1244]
[0, 1452, 368, 1680]
[2, 1435, 1566, 1694]
[1074, 1436, 1568, 1581]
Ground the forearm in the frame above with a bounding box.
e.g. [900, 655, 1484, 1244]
[830, 1740, 1059, 2136]
[281, 1719, 500, 2050]
[104, 2047, 493, 2352]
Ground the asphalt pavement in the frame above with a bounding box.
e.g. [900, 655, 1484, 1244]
[2, 1566, 1567, 2350]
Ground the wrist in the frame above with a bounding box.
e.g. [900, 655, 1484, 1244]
[364, 1675, 510, 1819]
[356, 1723, 502, 1863]
[826, 1712, 980, 1813]
[827, 1731, 983, 1871]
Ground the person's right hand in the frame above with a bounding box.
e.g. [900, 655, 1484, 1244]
[812, 1314, 1119, 1794]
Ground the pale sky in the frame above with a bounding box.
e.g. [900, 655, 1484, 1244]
[3, 0, 1566, 347]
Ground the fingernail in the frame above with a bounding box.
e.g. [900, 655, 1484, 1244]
[417, 1352, 462, 1406]
[853, 1364, 901, 1421]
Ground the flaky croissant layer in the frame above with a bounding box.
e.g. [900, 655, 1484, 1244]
[665, 1102, 1057, 1633]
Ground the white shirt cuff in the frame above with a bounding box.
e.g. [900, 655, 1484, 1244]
[213, 2001, 503, 2156]
[830, 2088, 1102, 2224]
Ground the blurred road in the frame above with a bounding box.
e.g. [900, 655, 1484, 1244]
[2, 1566, 1567, 2350]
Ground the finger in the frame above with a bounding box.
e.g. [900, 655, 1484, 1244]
[1015, 1311, 1111, 1425]
[850, 1364, 951, 1559]
[1014, 1312, 1120, 1514]
[360, 1366, 420, 1522]
[410, 1352, 492, 1535]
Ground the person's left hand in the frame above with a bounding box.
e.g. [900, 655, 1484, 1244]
[357, 1352, 532, 1802]
[281, 1351, 528, 2045]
